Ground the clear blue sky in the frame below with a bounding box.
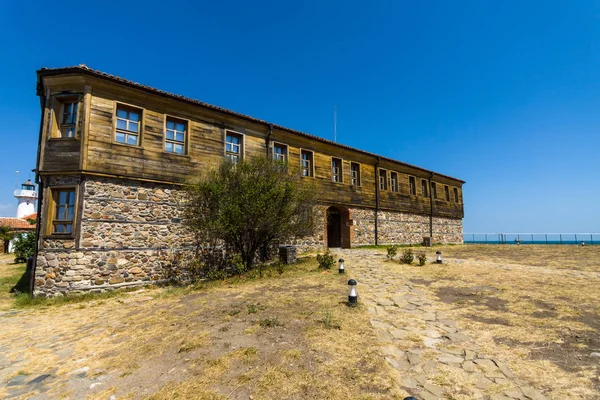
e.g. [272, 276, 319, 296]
[1, 1, 599, 233]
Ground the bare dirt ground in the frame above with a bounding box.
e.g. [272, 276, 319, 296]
[0, 245, 598, 399]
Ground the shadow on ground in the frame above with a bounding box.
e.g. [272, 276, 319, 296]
[10, 266, 31, 295]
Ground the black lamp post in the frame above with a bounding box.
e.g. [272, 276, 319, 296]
[436, 250, 442, 264]
[338, 258, 345, 274]
[348, 279, 358, 305]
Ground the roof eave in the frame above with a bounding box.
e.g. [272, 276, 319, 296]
[36, 66, 466, 184]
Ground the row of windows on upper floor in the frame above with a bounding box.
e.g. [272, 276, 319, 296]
[52, 99, 187, 153]
[378, 169, 460, 203]
[274, 142, 461, 203]
[51, 99, 461, 203]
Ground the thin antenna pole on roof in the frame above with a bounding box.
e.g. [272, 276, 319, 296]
[334, 106, 337, 143]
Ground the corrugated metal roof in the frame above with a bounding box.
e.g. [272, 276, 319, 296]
[37, 65, 465, 184]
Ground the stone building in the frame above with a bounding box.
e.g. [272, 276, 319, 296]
[33, 65, 465, 296]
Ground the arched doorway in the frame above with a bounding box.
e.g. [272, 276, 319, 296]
[326, 206, 351, 248]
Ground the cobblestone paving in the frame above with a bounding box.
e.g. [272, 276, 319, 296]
[339, 249, 550, 400]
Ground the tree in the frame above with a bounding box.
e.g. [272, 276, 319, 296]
[0, 225, 13, 254]
[185, 157, 317, 270]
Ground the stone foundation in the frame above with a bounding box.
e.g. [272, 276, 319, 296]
[34, 177, 462, 296]
[35, 176, 196, 296]
[325, 207, 463, 248]
[364, 210, 463, 245]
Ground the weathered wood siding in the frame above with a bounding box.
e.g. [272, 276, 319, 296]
[39, 74, 464, 219]
[83, 81, 271, 183]
[41, 139, 81, 171]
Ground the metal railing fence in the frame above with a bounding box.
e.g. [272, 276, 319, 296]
[464, 233, 599, 245]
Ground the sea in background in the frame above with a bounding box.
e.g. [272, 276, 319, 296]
[463, 233, 599, 245]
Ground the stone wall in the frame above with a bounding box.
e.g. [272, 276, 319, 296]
[348, 207, 463, 247]
[371, 211, 463, 245]
[288, 205, 326, 252]
[349, 207, 376, 246]
[35, 176, 196, 296]
[35, 176, 327, 296]
[34, 177, 462, 296]
[79, 178, 193, 250]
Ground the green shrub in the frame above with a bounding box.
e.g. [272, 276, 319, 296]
[274, 261, 285, 275]
[417, 253, 427, 266]
[319, 309, 341, 330]
[400, 248, 414, 265]
[185, 157, 317, 271]
[316, 250, 335, 270]
[259, 316, 283, 327]
[232, 254, 246, 277]
[206, 264, 227, 281]
[255, 262, 267, 278]
[246, 269, 260, 280]
[247, 303, 266, 314]
[386, 245, 399, 259]
[13, 232, 35, 263]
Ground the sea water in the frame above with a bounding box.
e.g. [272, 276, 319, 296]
[463, 234, 598, 245]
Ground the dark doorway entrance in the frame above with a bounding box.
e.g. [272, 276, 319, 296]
[327, 207, 342, 248]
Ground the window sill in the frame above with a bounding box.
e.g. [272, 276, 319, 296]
[162, 151, 191, 159]
[43, 234, 75, 240]
[48, 137, 79, 141]
[110, 141, 144, 151]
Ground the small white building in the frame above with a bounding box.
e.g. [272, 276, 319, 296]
[0, 180, 37, 253]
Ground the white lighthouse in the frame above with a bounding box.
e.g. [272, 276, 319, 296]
[14, 180, 37, 218]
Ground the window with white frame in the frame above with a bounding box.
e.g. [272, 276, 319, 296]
[225, 131, 242, 163]
[115, 106, 141, 145]
[421, 179, 428, 197]
[390, 172, 399, 192]
[301, 150, 313, 177]
[332, 157, 342, 183]
[445, 185, 450, 201]
[273, 142, 287, 162]
[431, 182, 438, 199]
[454, 187, 460, 203]
[350, 162, 360, 186]
[409, 176, 416, 195]
[379, 169, 388, 191]
[165, 118, 186, 154]
[60, 102, 78, 138]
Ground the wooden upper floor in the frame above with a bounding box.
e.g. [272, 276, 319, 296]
[36, 66, 465, 219]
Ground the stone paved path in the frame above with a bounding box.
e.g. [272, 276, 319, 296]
[338, 249, 550, 400]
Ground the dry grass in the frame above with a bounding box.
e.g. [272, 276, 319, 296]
[0, 256, 404, 399]
[392, 244, 600, 399]
[5, 245, 595, 398]
[0, 253, 27, 310]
